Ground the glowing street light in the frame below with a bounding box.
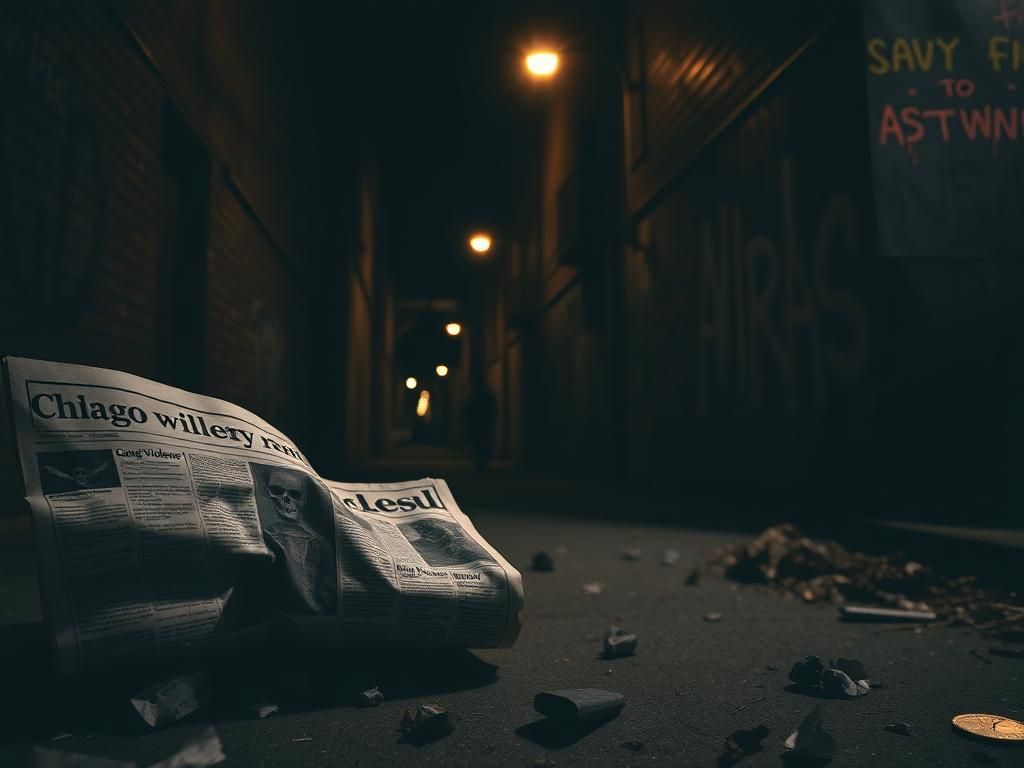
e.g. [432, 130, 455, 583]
[435, 364, 449, 377]
[468, 233, 492, 254]
[405, 376, 418, 390]
[445, 322, 462, 337]
[416, 390, 430, 417]
[525, 50, 560, 78]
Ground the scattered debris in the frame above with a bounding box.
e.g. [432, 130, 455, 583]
[583, 582, 604, 595]
[989, 646, 1024, 659]
[602, 626, 638, 659]
[130, 671, 210, 728]
[718, 724, 770, 766]
[821, 669, 869, 698]
[532, 552, 555, 572]
[970, 649, 994, 665]
[711, 524, 1024, 627]
[250, 702, 279, 720]
[148, 727, 225, 768]
[783, 705, 836, 764]
[621, 548, 643, 561]
[883, 722, 912, 736]
[291, 737, 312, 743]
[788, 656, 869, 698]
[840, 605, 937, 622]
[732, 696, 767, 714]
[704, 612, 723, 623]
[533, 689, 626, 724]
[356, 687, 384, 707]
[971, 750, 998, 764]
[685, 568, 701, 586]
[48, 733, 73, 742]
[621, 740, 644, 752]
[400, 703, 453, 743]
[661, 549, 680, 566]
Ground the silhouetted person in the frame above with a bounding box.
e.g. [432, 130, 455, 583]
[464, 374, 497, 471]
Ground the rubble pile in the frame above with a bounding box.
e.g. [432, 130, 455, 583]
[711, 524, 1024, 629]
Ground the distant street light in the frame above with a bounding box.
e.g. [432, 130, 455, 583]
[445, 322, 462, 337]
[405, 377, 418, 390]
[416, 390, 430, 417]
[525, 50, 560, 78]
[469, 233, 492, 254]
[435, 364, 449, 377]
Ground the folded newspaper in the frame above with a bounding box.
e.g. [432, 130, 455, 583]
[3, 356, 523, 676]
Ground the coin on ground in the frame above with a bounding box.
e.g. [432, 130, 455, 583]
[952, 714, 1024, 742]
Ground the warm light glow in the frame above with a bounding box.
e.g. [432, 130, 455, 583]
[435, 364, 449, 377]
[469, 233, 492, 253]
[525, 50, 560, 78]
[416, 390, 430, 417]
[445, 322, 462, 337]
[405, 377, 417, 390]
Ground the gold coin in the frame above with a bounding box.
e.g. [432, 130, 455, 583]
[952, 713, 1024, 742]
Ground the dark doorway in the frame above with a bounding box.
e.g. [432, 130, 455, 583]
[157, 98, 210, 392]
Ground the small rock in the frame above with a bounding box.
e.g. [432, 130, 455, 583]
[399, 703, 452, 743]
[704, 612, 723, 622]
[356, 687, 384, 707]
[603, 626, 638, 659]
[531, 552, 555, 572]
[661, 549, 680, 566]
[883, 722, 911, 736]
[622, 548, 643, 561]
[685, 568, 701, 586]
[719, 724, 770, 766]
[583, 582, 604, 595]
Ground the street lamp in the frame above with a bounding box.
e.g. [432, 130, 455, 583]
[445, 322, 462, 337]
[525, 50, 560, 78]
[435, 364, 449, 377]
[468, 233, 492, 254]
[405, 376, 418, 390]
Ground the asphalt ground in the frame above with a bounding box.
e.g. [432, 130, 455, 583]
[1, 493, 1023, 767]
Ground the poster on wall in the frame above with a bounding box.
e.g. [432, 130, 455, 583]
[862, 0, 1023, 259]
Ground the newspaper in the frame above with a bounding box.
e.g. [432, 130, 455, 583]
[3, 356, 523, 676]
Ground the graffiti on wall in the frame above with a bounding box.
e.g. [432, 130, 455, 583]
[696, 155, 868, 413]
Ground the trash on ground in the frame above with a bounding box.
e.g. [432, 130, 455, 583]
[711, 524, 1023, 627]
[621, 740, 644, 751]
[533, 688, 626, 724]
[356, 687, 384, 707]
[840, 605, 937, 622]
[685, 568, 701, 586]
[704, 612, 723, 623]
[583, 582, 604, 595]
[249, 702, 279, 719]
[130, 671, 211, 728]
[147, 727, 225, 768]
[883, 722, 911, 735]
[661, 549, 680, 566]
[989, 646, 1024, 659]
[621, 548, 642, 561]
[32, 747, 135, 768]
[602, 626, 638, 659]
[788, 656, 869, 698]
[783, 705, 836, 764]
[718, 724, 770, 766]
[400, 703, 453, 743]
[532, 552, 555, 572]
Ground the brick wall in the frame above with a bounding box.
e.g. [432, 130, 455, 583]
[0, 0, 356, 514]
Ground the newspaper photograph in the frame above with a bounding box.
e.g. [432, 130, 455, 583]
[3, 356, 523, 676]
